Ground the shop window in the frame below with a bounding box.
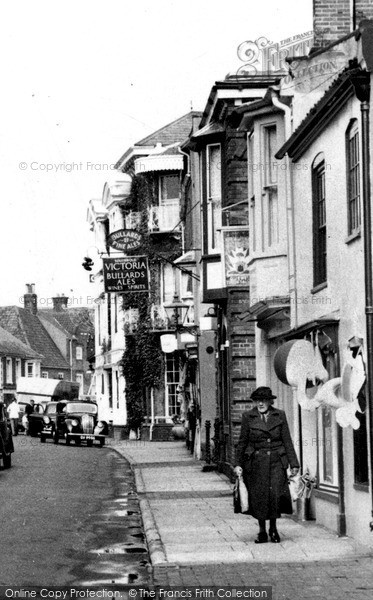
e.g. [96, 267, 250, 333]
[27, 362, 34, 379]
[165, 354, 180, 417]
[346, 120, 361, 236]
[317, 345, 339, 491]
[312, 154, 327, 286]
[41, 372, 48, 378]
[58, 372, 64, 380]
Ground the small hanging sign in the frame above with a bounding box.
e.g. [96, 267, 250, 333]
[107, 229, 143, 252]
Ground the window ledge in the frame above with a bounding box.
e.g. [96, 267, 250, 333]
[353, 483, 369, 493]
[345, 229, 361, 245]
[311, 282, 327, 295]
[313, 488, 339, 504]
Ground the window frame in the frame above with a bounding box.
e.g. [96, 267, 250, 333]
[312, 154, 327, 287]
[206, 143, 222, 253]
[6, 357, 13, 383]
[346, 119, 361, 236]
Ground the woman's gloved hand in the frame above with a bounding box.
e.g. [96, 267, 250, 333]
[234, 466, 243, 477]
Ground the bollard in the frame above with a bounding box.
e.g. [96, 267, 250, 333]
[205, 420, 211, 464]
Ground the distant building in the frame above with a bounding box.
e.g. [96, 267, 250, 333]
[0, 285, 94, 394]
[0, 325, 43, 404]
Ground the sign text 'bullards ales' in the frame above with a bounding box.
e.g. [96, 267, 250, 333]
[107, 229, 143, 252]
[103, 256, 149, 293]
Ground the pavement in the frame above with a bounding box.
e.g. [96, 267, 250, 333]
[110, 438, 373, 598]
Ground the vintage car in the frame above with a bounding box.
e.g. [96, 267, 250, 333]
[0, 402, 14, 468]
[40, 400, 108, 446]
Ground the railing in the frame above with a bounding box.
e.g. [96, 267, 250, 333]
[148, 200, 180, 232]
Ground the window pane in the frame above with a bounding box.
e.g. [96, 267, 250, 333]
[347, 126, 360, 235]
[313, 161, 327, 285]
[160, 175, 179, 201]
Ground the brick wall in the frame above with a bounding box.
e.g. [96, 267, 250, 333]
[225, 290, 256, 470]
[313, 0, 373, 48]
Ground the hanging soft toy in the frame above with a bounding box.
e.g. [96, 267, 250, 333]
[314, 350, 365, 429]
[274, 339, 329, 410]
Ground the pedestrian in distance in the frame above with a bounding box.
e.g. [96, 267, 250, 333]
[235, 386, 300, 544]
[7, 396, 20, 436]
[24, 399, 35, 435]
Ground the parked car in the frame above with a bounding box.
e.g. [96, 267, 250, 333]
[27, 403, 50, 436]
[0, 402, 14, 468]
[18, 401, 45, 434]
[40, 400, 108, 447]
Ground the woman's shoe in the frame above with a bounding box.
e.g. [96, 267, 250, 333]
[269, 529, 281, 543]
[254, 532, 268, 544]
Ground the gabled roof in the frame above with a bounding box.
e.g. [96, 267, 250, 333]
[0, 307, 70, 370]
[38, 307, 94, 336]
[276, 68, 359, 161]
[0, 326, 43, 359]
[115, 112, 203, 170]
[136, 112, 201, 147]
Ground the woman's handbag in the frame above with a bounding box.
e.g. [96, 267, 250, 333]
[233, 473, 249, 514]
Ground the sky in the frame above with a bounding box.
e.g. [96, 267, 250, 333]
[0, 0, 312, 308]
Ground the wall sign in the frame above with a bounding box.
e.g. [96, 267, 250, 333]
[103, 256, 149, 293]
[222, 229, 250, 287]
[107, 229, 143, 252]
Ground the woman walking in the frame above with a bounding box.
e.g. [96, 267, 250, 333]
[235, 386, 299, 543]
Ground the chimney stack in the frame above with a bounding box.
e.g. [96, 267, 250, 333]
[52, 294, 69, 311]
[24, 283, 37, 315]
[313, 0, 373, 50]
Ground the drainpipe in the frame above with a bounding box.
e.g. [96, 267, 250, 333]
[351, 71, 373, 531]
[270, 90, 299, 329]
[270, 91, 303, 465]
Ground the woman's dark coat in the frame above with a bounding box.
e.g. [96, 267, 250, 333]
[236, 406, 299, 520]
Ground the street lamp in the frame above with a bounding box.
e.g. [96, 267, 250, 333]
[163, 294, 190, 330]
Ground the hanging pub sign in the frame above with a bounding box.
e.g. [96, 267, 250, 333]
[103, 256, 149, 293]
[107, 229, 143, 252]
[222, 228, 250, 287]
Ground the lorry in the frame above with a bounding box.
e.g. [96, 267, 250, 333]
[16, 377, 80, 436]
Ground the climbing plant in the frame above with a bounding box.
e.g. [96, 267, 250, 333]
[120, 172, 182, 430]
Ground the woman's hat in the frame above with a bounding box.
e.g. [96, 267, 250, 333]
[250, 386, 277, 401]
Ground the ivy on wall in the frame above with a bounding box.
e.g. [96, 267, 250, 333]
[120, 172, 181, 429]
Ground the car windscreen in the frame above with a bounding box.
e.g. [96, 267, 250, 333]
[66, 403, 98, 414]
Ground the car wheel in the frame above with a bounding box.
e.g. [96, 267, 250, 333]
[87, 440, 93, 447]
[54, 435, 59, 444]
[75, 438, 81, 446]
[3, 453, 12, 469]
[40, 435, 46, 443]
